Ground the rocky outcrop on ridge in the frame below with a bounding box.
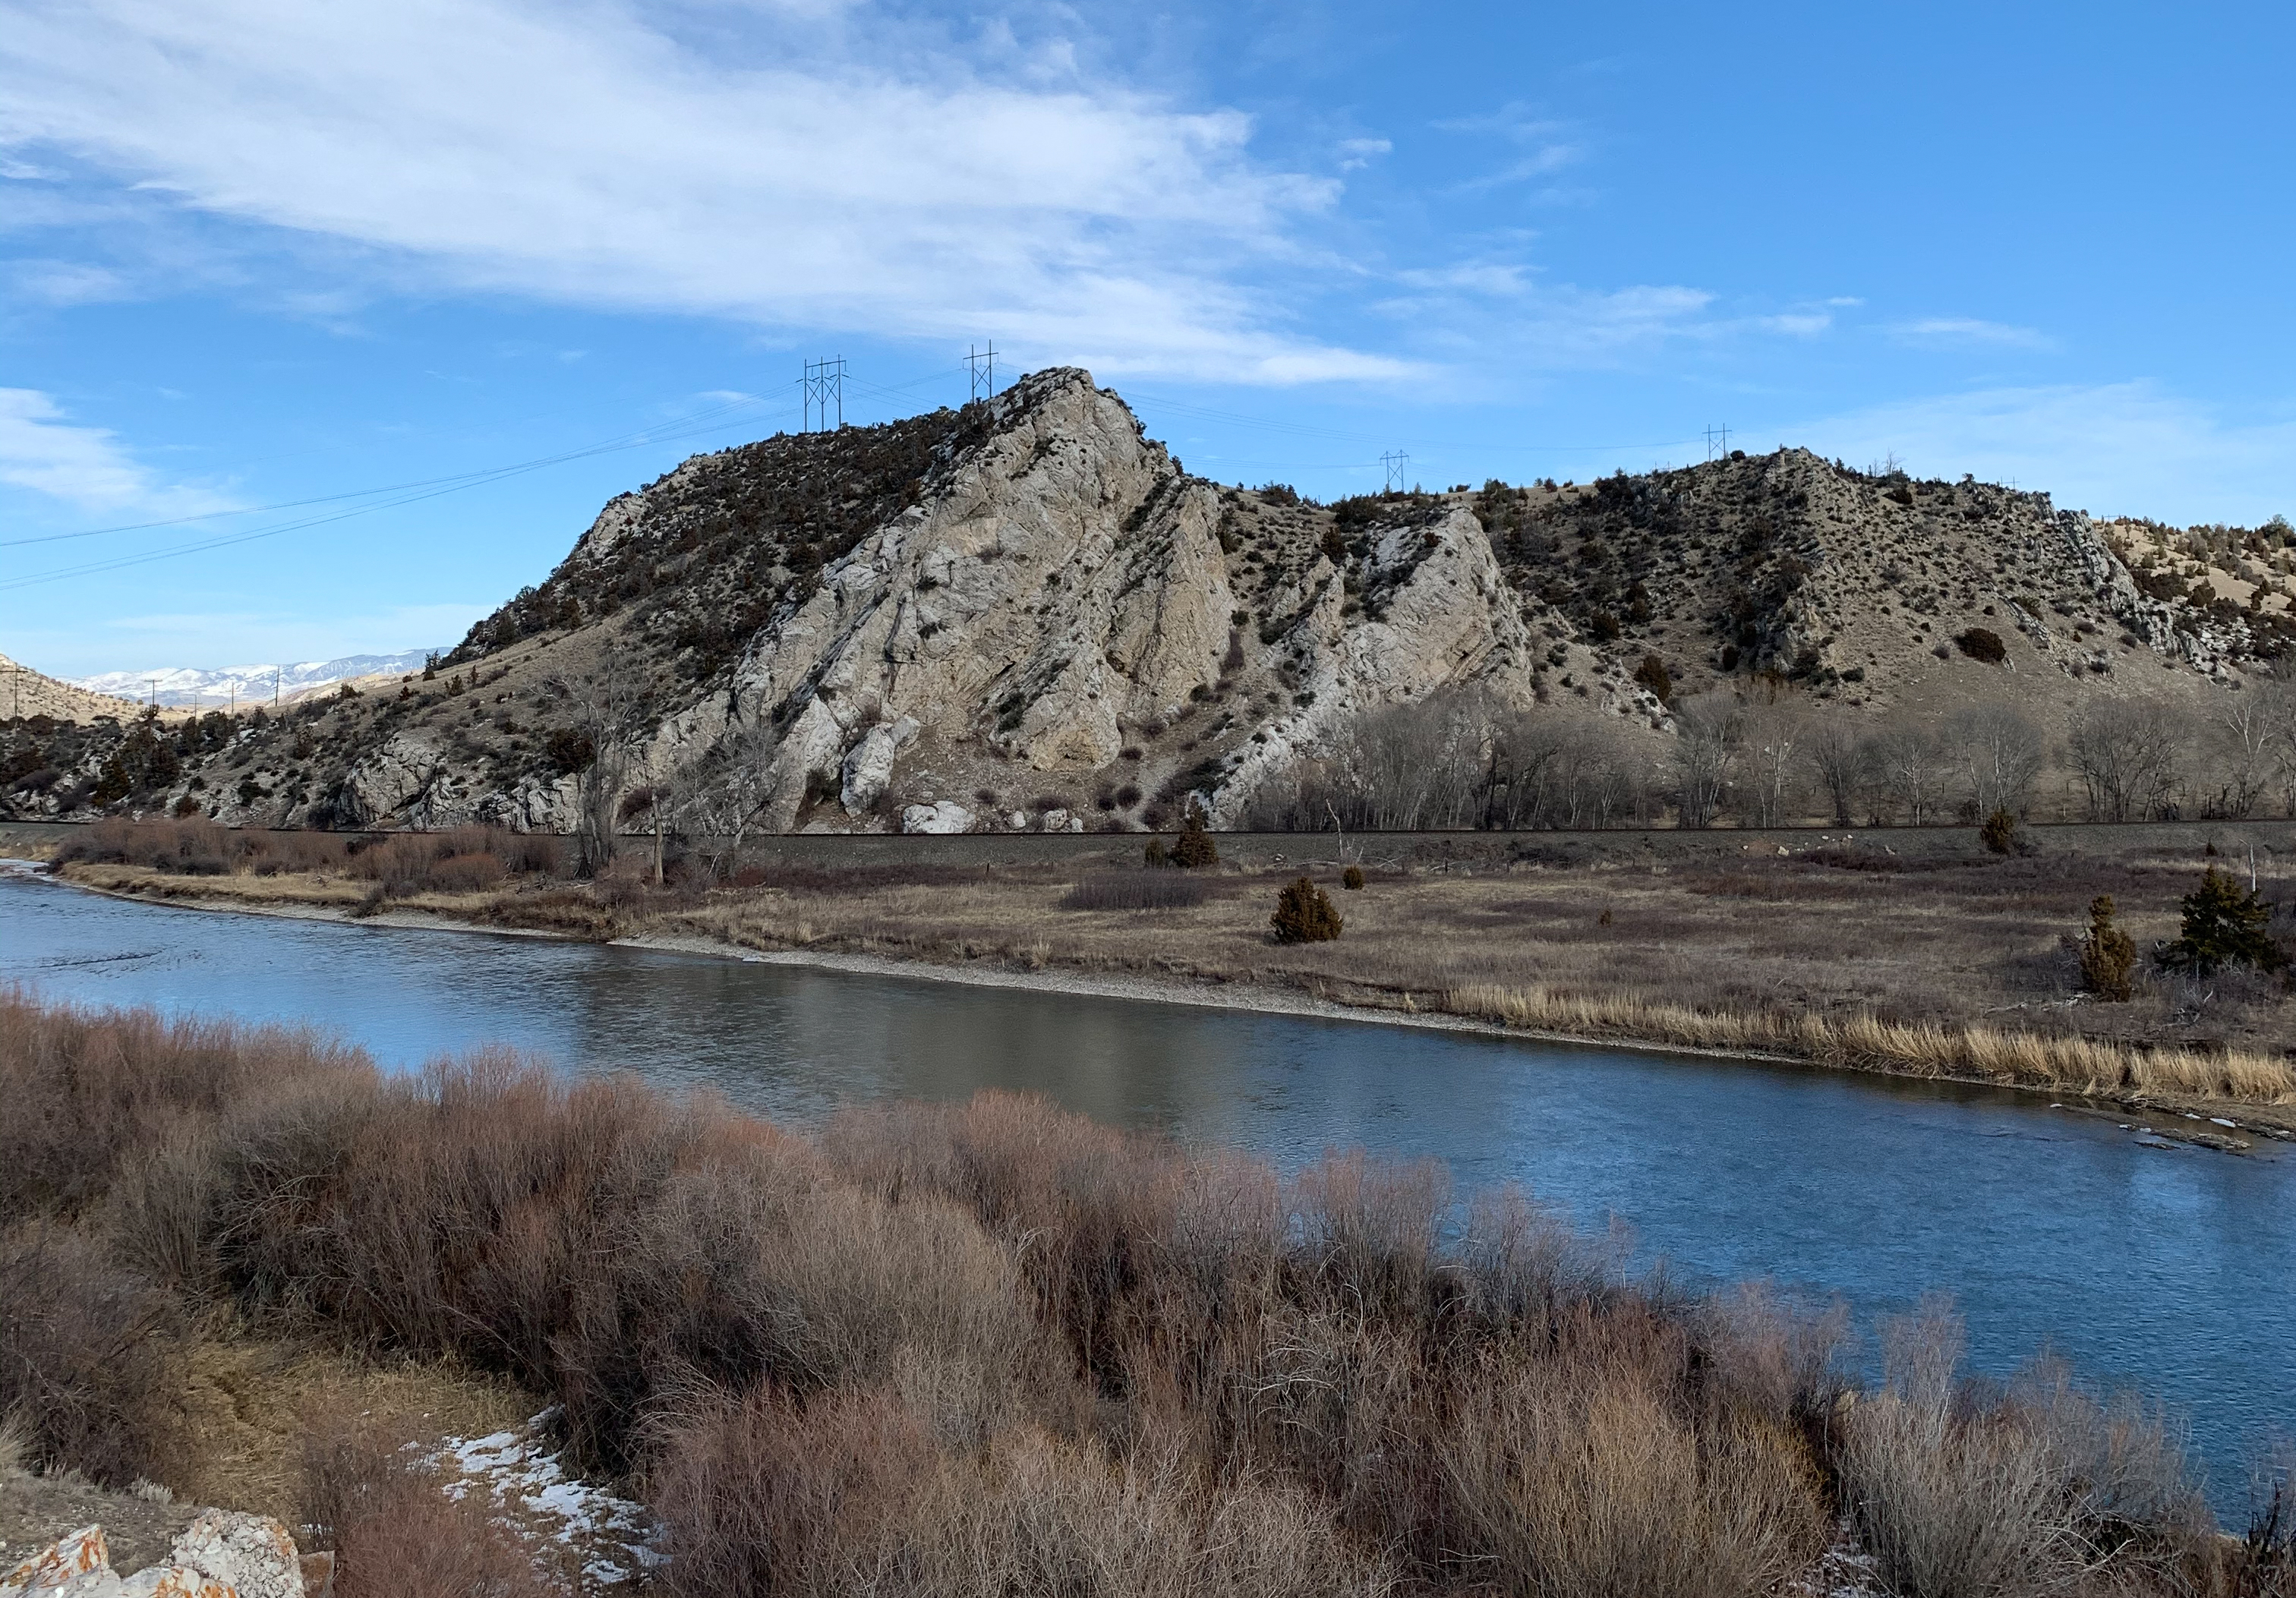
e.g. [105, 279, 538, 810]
[4, 368, 2281, 833]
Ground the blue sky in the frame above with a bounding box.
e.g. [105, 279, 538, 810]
[2, 0, 2290, 677]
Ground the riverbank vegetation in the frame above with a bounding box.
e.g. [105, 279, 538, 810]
[5, 992, 2289, 1596]
[46, 818, 2296, 1121]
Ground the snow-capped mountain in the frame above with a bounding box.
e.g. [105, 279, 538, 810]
[73, 648, 448, 709]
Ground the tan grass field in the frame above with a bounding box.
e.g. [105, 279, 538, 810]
[48, 817, 2296, 1128]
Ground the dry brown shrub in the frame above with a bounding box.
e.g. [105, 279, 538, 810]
[858, 1429, 1398, 1598]
[0, 992, 364, 1221]
[0, 1224, 184, 1487]
[1837, 1300, 2207, 1598]
[1440, 1354, 1827, 1598]
[648, 1385, 937, 1598]
[300, 1410, 563, 1598]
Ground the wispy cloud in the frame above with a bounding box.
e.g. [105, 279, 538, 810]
[0, 387, 238, 513]
[1785, 383, 2296, 525]
[2, 257, 129, 306]
[1433, 103, 1584, 194]
[1891, 316, 2052, 350]
[1336, 136, 1390, 172]
[0, 0, 1411, 383]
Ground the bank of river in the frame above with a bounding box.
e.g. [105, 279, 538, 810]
[5, 865, 2291, 1508]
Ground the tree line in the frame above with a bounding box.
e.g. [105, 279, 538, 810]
[1244, 680, 2296, 831]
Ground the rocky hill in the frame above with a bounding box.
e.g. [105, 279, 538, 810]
[5, 370, 2287, 832]
[0, 651, 147, 723]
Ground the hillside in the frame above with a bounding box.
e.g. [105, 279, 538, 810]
[0, 651, 150, 723]
[4, 369, 2287, 833]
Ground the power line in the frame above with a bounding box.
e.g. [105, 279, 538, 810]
[1, 394, 806, 593]
[0, 386, 798, 551]
[803, 358, 846, 432]
[1381, 451, 1409, 493]
[967, 343, 997, 404]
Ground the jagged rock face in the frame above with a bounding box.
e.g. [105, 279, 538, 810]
[731, 372, 1238, 826]
[22, 368, 2273, 833]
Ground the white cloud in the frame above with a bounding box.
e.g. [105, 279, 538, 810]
[1757, 311, 1831, 337]
[0, 0, 1408, 383]
[1784, 383, 2296, 525]
[1891, 316, 2052, 350]
[2, 257, 128, 305]
[1336, 136, 1390, 172]
[0, 387, 237, 513]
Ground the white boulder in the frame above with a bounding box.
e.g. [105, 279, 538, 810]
[900, 800, 974, 834]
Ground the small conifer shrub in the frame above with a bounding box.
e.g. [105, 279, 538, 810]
[1979, 808, 2022, 855]
[1271, 876, 1342, 944]
[1144, 837, 1168, 868]
[1342, 865, 1365, 890]
[1953, 627, 2008, 664]
[2077, 895, 2137, 1001]
[2158, 866, 2282, 976]
[1633, 654, 1673, 704]
[1171, 802, 1218, 868]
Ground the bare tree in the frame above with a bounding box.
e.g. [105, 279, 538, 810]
[1803, 718, 1870, 826]
[2065, 699, 2184, 821]
[1670, 696, 1740, 830]
[2263, 679, 2296, 818]
[1480, 711, 1567, 830]
[1872, 724, 1948, 825]
[1737, 695, 1804, 827]
[1328, 692, 1493, 830]
[2210, 689, 2279, 818]
[1947, 702, 2045, 820]
[550, 660, 642, 875]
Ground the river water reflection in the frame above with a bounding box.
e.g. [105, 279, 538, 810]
[5, 868, 2290, 1505]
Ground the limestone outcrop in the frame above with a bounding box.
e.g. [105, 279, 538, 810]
[37, 365, 2267, 834]
[1, 1513, 316, 1598]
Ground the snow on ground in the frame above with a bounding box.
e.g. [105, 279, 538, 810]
[415, 1409, 661, 1592]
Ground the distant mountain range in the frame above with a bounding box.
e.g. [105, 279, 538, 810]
[72, 649, 446, 709]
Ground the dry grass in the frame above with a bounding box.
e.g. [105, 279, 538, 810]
[0, 991, 2266, 1596]
[52, 821, 2296, 1114]
[299, 1410, 563, 1598]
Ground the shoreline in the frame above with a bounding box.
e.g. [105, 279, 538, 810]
[23, 862, 2289, 1151]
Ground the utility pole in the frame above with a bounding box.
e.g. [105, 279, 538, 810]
[1705, 424, 1731, 461]
[803, 357, 846, 432]
[1380, 451, 1409, 493]
[967, 343, 997, 404]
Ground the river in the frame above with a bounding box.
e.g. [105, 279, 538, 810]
[5, 866, 2290, 1507]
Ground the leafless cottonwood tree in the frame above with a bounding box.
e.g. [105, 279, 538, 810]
[1328, 694, 1491, 829]
[694, 710, 784, 879]
[2263, 679, 2296, 817]
[1947, 702, 2045, 819]
[550, 660, 642, 875]
[1737, 694, 1803, 827]
[1670, 696, 1740, 830]
[1802, 718, 1871, 825]
[1872, 726, 1948, 824]
[2211, 689, 2282, 818]
[2065, 700, 2184, 821]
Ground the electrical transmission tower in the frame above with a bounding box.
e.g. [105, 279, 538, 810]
[803, 357, 847, 432]
[967, 343, 997, 404]
[1380, 451, 1409, 493]
[1704, 424, 1731, 462]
